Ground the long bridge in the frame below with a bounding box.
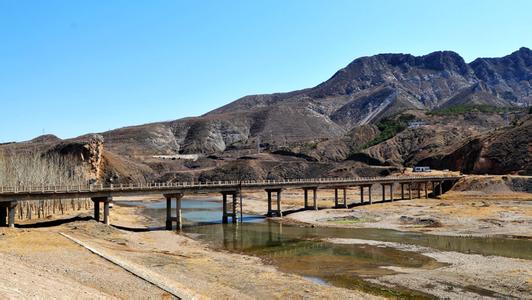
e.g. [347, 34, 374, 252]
[0, 175, 461, 228]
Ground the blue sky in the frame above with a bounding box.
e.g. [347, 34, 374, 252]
[0, 0, 530, 142]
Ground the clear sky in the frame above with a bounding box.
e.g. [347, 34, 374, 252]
[1, 0, 530, 142]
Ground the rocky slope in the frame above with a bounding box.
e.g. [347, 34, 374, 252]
[417, 115, 531, 175]
[2, 48, 531, 182]
[102, 48, 530, 156]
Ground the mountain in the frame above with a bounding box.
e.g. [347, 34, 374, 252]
[3, 48, 531, 182]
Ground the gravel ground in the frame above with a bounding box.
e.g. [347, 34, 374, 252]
[327, 238, 532, 299]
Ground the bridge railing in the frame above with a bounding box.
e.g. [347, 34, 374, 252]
[0, 175, 461, 195]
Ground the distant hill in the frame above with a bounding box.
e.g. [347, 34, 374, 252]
[3, 48, 531, 181]
[101, 47, 531, 155]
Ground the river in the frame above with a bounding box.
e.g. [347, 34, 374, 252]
[120, 198, 532, 297]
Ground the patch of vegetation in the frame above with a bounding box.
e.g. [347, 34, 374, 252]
[361, 114, 416, 149]
[428, 104, 520, 116]
[302, 141, 318, 150]
[329, 216, 377, 224]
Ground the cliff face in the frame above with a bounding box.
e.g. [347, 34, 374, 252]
[100, 48, 530, 158]
[418, 116, 531, 175]
[49, 134, 105, 182]
[0, 134, 106, 184]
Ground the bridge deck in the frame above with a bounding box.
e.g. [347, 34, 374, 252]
[0, 175, 461, 201]
[0, 175, 461, 228]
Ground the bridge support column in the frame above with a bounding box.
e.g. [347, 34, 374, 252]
[439, 181, 443, 198]
[401, 183, 405, 200]
[333, 188, 348, 208]
[231, 192, 238, 224]
[313, 188, 317, 210]
[266, 189, 282, 217]
[343, 188, 348, 208]
[93, 200, 100, 222]
[360, 185, 372, 204]
[1, 202, 17, 228]
[266, 190, 272, 217]
[221, 191, 238, 223]
[381, 183, 393, 202]
[8, 203, 16, 228]
[424, 182, 428, 199]
[408, 183, 412, 200]
[417, 183, 421, 199]
[303, 187, 317, 210]
[276, 190, 281, 218]
[164, 193, 184, 230]
[223, 193, 228, 223]
[103, 201, 110, 225]
[92, 196, 112, 225]
[432, 181, 436, 196]
[166, 197, 172, 229]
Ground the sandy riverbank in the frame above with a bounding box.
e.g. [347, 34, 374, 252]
[0, 200, 378, 299]
[325, 238, 531, 299]
[241, 175, 532, 238]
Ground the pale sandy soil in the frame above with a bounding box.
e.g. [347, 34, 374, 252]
[327, 238, 532, 299]
[0, 202, 378, 299]
[239, 176, 532, 238]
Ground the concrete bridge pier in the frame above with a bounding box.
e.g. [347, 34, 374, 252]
[400, 183, 413, 200]
[303, 187, 318, 210]
[266, 189, 282, 217]
[360, 184, 372, 204]
[164, 193, 184, 229]
[417, 183, 422, 199]
[221, 191, 238, 224]
[342, 188, 348, 208]
[91, 196, 112, 225]
[0, 201, 17, 228]
[431, 181, 444, 198]
[424, 182, 429, 199]
[381, 183, 394, 202]
[334, 188, 348, 208]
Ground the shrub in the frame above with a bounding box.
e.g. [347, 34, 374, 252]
[361, 114, 415, 149]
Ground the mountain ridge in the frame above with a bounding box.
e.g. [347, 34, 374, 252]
[3, 48, 530, 181]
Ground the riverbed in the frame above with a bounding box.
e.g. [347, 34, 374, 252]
[120, 198, 532, 298]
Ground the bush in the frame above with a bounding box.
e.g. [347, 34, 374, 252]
[361, 114, 415, 149]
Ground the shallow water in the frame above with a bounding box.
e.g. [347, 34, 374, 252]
[119, 198, 532, 294]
